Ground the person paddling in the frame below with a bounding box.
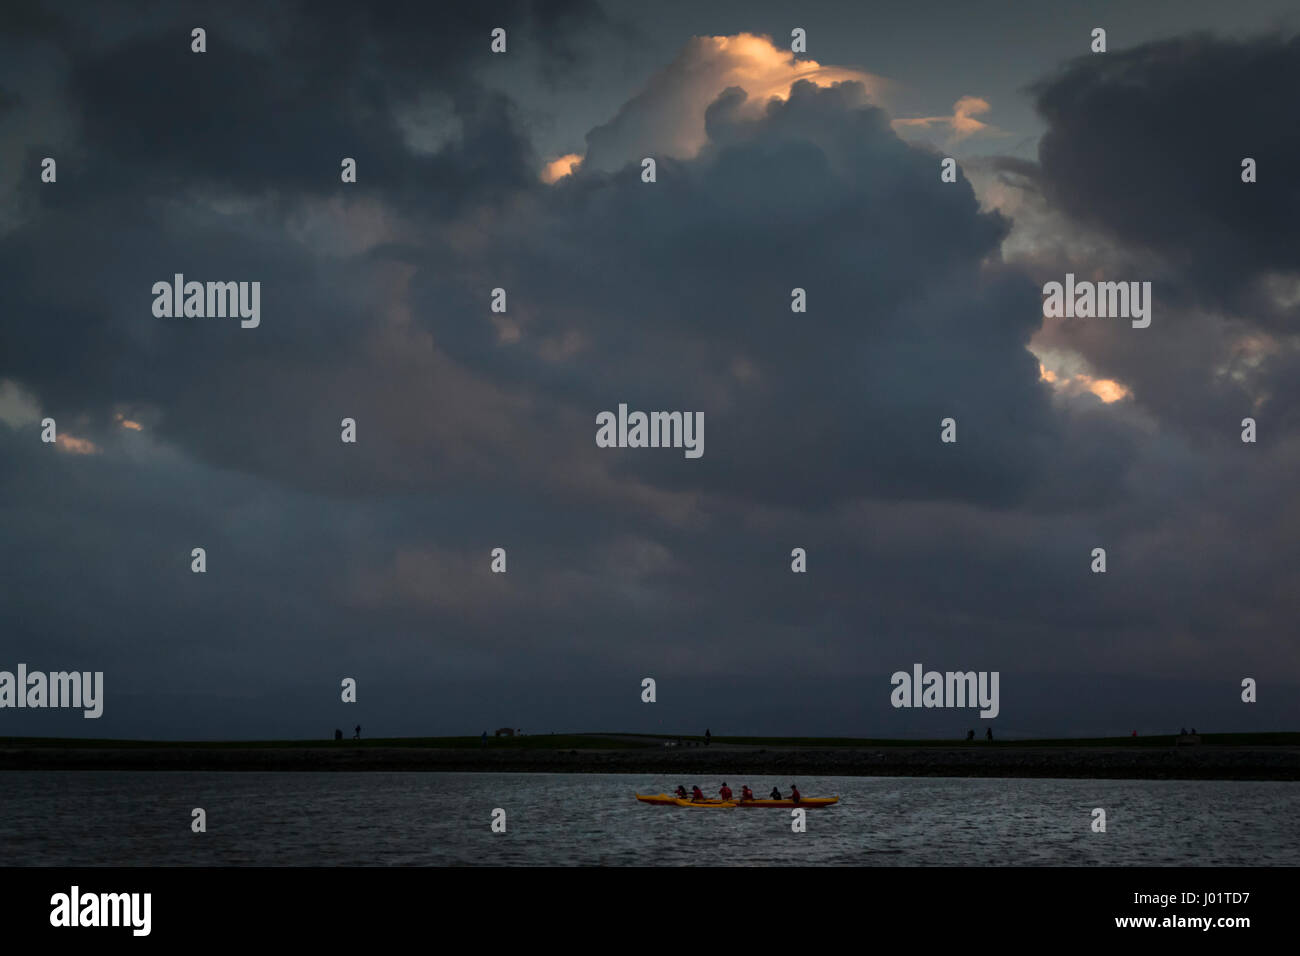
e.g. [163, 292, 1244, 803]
[770, 786, 782, 800]
[789, 783, 801, 804]
[719, 782, 733, 800]
[741, 785, 754, 802]
[691, 785, 706, 802]
[674, 785, 688, 799]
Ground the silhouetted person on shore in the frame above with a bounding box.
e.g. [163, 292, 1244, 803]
[770, 787, 782, 800]
[966, 729, 975, 741]
[354, 725, 361, 740]
[1191, 728, 1197, 735]
[986, 727, 993, 741]
[481, 731, 487, 746]
[705, 728, 711, 746]
[334, 728, 342, 742]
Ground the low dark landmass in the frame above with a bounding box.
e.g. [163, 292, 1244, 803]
[3, 733, 1299, 779]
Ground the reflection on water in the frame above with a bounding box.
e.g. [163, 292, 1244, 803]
[2, 771, 1296, 866]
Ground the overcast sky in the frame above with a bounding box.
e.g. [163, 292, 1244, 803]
[2, 0, 1298, 740]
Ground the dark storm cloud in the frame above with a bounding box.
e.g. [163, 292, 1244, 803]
[418, 80, 1117, 510]
[4, 66, 1120, 514]
[5, 0, 606, 211]
[981, 32, 1300, 448]
[1031, 32, 1300, 324]
[0, 0, 614, 496]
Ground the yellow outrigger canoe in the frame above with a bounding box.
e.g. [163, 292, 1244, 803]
[636, 793, 839, 809]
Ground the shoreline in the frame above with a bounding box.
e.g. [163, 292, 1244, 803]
[3, 744, 1299, 780]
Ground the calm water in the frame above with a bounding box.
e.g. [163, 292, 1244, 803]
[2, 772, 1296, 866]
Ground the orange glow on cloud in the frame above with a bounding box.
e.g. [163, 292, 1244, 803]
[579, 33, 889, 172]
[707, 33, 882, 106]
[1040, 362, 1129, 403]
[541, 153, 583, 184]
[56, 434, 100, 455]
[1081, 376, 1129, 403]
[894, 96, 995, 142]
